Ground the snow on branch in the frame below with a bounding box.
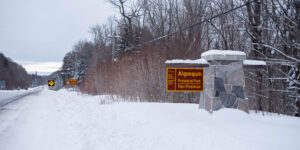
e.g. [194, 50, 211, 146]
[252, 43, 300, 63]
[243, 60, 266, 66]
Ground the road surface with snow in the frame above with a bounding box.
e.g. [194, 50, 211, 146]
[0, 88, 299, 150]
[0, 87, 43, 107]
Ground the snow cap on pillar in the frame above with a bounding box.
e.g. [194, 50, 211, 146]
[201, 50, 246, 60]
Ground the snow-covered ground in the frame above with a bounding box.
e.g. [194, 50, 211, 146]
[0, 88, 299, 150]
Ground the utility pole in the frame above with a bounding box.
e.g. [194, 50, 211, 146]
[108, 33, 121, 61]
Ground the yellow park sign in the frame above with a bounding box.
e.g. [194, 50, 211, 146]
[166, 68, 204, 92]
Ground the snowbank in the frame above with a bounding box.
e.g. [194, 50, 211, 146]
[0, 88, 299, 150]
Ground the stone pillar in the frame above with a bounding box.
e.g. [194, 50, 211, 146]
[200, 50, 248, 112]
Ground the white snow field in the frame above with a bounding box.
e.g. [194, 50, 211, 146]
[0, 88, 299, 150]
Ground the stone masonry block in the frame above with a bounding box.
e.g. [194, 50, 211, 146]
[219, 92, 237, 108]
[232, 85, 245, 99]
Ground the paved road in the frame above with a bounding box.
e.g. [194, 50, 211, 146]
[0, 87, 43, 107]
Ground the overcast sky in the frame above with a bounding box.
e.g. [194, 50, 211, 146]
[0, 0, 116, 75]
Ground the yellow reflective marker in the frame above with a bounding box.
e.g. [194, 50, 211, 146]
[48, 80, 55, 87]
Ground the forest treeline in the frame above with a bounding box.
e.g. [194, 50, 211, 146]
[56, 0, 300, 115]
[0, 53, 46, 90]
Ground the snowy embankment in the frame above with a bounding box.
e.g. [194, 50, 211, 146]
[0, 86, 43, 106]
[0, 88, 299, 150]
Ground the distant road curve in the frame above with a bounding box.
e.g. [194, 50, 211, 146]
[0, 87, 43, 107]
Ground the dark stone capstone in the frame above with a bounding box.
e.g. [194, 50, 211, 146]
[232, 85, 245, 99]
[215, 77, 226, 97]
[219, 93, 237, 108]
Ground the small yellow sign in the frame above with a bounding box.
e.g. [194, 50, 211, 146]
[48, 80, 55, 87]
[65, 79, 78, 86]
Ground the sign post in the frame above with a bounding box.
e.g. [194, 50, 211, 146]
[0, 81, 6, 89]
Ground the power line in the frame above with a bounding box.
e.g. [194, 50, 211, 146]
[126, 0, 258, 51]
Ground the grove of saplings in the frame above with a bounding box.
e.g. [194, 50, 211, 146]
[55, 0, 299, 116]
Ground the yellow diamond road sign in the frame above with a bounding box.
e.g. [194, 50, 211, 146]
[48, 80, 55, 87]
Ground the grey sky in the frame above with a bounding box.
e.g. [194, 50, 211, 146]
[0, 0, 116, 62]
